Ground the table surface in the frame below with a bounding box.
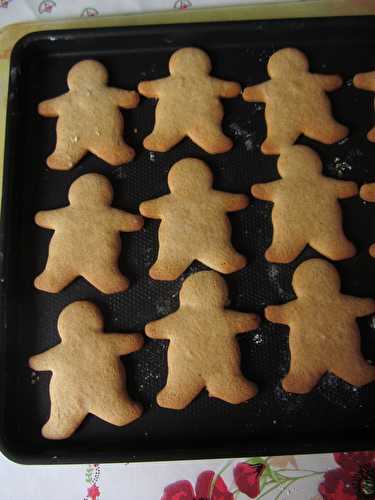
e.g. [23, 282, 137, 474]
[1, 1, 375, 499]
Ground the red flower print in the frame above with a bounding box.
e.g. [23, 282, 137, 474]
[87, 484, 100, 500]
[173, 0, 192, 9]
[319, 452, 375, 499]
[38, 1, 56, 14]
[81, 7, 99, 17]
[233, 462, 265, 498]
[162, 470, 233, 500]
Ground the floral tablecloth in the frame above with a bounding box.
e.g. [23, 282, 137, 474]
[0, 450, 374, 499]
[1, 1, 375, 499]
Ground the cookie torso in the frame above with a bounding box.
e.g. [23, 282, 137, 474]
[265, 74, 332, 131]
[156, 75, 224, 126]
[56, 89, 124, 145]
[158, 194, 231, 258]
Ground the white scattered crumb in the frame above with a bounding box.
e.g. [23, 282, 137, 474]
[149, 152, 156, 162]
[330, 157, 352, 177]
[229, 123, 256, 151]
[252, 332, 263, 345]
[338, 137, 349, 145]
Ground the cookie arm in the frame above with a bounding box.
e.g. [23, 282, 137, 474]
[38, 95, 66, 117]
[314, 74, 343, 92]
[35, 209, 63, 229]
[346, 297, 375, 318]
[216, 192, 249, 212]
[251, 181, 278, 202]
[29, 346, 60, 372]
[145, 314, 178, 340]
[353, 71, 375, 91]
[360, 183, 375, 203]
[138, 79, 163, 98]
[111, 208, 144, 232]
[265, 302, 294, 326]
[106, 333, 144, 355]
[327, 179, 358, 199]
[225, 311, 260, 334]
[211, 78, 241, 98]
[139, 195, 170, 220]
[242, 82, 267, 102]
[110, 88, 140, 109]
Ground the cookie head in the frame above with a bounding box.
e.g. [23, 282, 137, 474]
[277, 145, 322, 178]
[57, 301, 103, 340]
[292, 259, 340, 297]
[67, 60, 108, 90]
[68, 173, 113, 207]
[180, 271, 228, 307]
[168, 158, 213, 196]
[267, 48, 309, 78]
[169, 47, 212, 76]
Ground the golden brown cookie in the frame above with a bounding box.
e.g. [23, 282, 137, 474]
[251, 145, 357, 263]
[266, 259, 375, 393]
[145, 271, 259, 409]
[360, 182, 375, 256]
[29, 301, 143, 439]
[38, 59, 139, 169]
[243, 48, 348, 154]
[138, 47, 241, 154]
[353, 70, 375, 142]
[35, 173, 143, 294]
[139, 158, 248, 280]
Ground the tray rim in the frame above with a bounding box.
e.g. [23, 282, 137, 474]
[2, 12, 375, 466]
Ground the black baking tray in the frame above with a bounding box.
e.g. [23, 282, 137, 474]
[1, 16, 375, 465]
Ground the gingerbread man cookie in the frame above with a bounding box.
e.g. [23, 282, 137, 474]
[38, 60, 139, 169]
[138, 47, 241, 154]
[146, 271, 259, 409]
[35, 173, 143, 294]
[140, 158, 248, 280]
[360, 182, 375, 256]
[354, 70, 375, 142]
[29, 301, 143, 439]
[251, 145, 357, 263]
[266, 259, 375, 393]
[243, 48, 348, 154]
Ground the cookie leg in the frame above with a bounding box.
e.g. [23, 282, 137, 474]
[200, 247, 247, 274]
[157, 369, 205, 410]
[369, 243, 375, 258]
[367, 126, 375, 143]
[95, 397, 142, 426]
[143, 123, 183, 152]
[306, 120, 348, 145]
[34, 263, 78, 293]
[332, 357, 375, 387]
[90, 139, 135, 166]
[42, 403, 87, 440]
[261, 127, 299, 155]
[282, 357, 326, 394]
[266, 232, 306, 264]
[207, 373, 257, 404]
[83, 266, 129, 294]
[311, 232, 356, 261]
[149, 249, 192, 281]
[188, 124, 233, 154]
[47, 144, 87, 170]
